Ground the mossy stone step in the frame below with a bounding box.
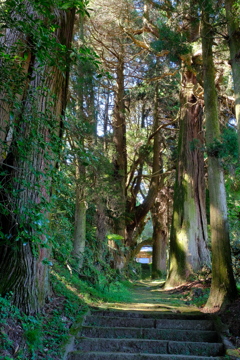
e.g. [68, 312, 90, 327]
[75, 338, 224, 356]
[80, 326, 219, 342]
[68, 351, 224, 360]
[84, 315, 214, 331]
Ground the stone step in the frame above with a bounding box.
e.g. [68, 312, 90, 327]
[80, 326, 219, 343]
[84, 315, 214, 331]
[66, 310, 225, 360]
[91, 310, 209, 320]
[68, 351, 224, 360]
[75, 338, 224, 356]
[156, 319, 214, 330]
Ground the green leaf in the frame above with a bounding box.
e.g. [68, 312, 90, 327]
[107, 234, 124, 241]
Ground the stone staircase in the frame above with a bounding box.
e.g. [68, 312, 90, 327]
[67, 309, 226, 360]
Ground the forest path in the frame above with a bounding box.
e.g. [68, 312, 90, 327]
[96, 280, 201, 314]
[66, 281, 225, 359]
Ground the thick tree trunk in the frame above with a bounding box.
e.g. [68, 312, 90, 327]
[0, 5, 75, 313]
[165, 66, 210, 288]
[202, 8, 237, 309]
[96, 200, 107, 248]
[111, 56, 127, 269]
[225, 0, 240, 156]
[113, 57, 127, 240]
[72, 199, 86, 270]
[72, 163, 86, 271]
[151, 187, 169, 279]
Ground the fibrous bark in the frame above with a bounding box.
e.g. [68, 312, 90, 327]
[225, 0, 240, 157]
[201, 5, 237, 309]
[151, 187, 169, 279]
[72, 163, 87, 271]
[165, 64, 210, 288]
[0, 3, 75, 313]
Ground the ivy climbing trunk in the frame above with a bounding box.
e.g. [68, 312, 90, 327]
[0, 4, 75, 314]
[165, 64, 210, 288]
[201, 5, 237, 309]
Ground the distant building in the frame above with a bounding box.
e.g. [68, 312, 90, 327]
[135, 245, 152, 264]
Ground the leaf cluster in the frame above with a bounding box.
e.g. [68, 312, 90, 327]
[206, 127, 238, 160]
[151, 22, 191, 63]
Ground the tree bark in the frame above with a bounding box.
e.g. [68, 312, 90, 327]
[0, 4, 75, 313]
[225, 0, 240, 156]
[110, 54, 127, 269]
[112, 56, 127, 240]
[72, 163, 86, 271]
[201, 6, 237, 309]
[151, 187, 169, 279]
[165, 64, 210, 288]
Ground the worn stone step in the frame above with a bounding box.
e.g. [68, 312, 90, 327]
[84, 315, 155, 328]
[75, 338, 224, 356]
[155, 319, 214, 330]
[91, 310, 209, 320]
[84, 316, 214, 331]
[80, 326, 219, 342]
[68, 351, 224, 360]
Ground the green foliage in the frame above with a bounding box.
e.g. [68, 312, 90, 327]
[151, 22, 191, 63]
[59, 0, 91, 16]
[0, 0, 101, 257]
[181, 287, 210, 308]
[0, 259, 132, 359]
[0, 0, 73, 251]
[207, 127, 239, 160]
[226, 167, 240, 282]
[107, 233, 124, 250]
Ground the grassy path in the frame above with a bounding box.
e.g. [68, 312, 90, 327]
[94, 280, 202, 314]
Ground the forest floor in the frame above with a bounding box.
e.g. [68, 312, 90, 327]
[1, 270, 240, 359]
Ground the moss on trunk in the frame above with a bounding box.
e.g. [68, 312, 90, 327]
[165, 65, 210, 288]
[201, 5, 237, 309]
[225, 0, 240, 157]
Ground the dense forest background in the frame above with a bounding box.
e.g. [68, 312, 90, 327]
[0, 0, 240, 357]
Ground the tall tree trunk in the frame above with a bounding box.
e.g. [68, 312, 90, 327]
[201, 5, 237, 309]
[111, 55, 127, 269]
[72, 163, 86, 271]
[103, 86, 110, 150]
[0, 5, 75, 314]
[165, 65, 210, 288]
[96, 200, 108, 252]
[113, 56, 127, 239]
[151, 187, 169, 279]
[71, 19, 88, 271]
[225, 0, 240, 156]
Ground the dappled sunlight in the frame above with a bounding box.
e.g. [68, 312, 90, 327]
[51, 270, 97, 306]
[89, 279, 201, 314]
[51, 267, 203, 316]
